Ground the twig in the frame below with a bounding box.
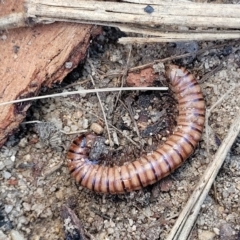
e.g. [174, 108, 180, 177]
[208, 83, 240, 113]
[128, 52, 196, 73]
[118, 24, 240, 36]
[119, 98, 141, 140]
[63, 79, 90, 89]
[119, 32, 240, 44]
[205, 83, 240, 156]
[165, 213, 180, 221]
[87, 59, 113, 146]
[42, 160, 64, 179]
[198, 64, 223, 84]
[166, 108, 240, 240]
[21, 120, 42, 125]
[89, 74, 113, 146]
[60, 129, 87, 135]
[114, 45, 132, 107]
[0, 87, 168, 107]
[128, 41, 237, 73]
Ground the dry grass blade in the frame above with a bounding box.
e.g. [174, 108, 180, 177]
[119, 99, 141, 141]
[119, 33, 240, 44]
[114, 46, 132, 107]
[89, 74, 113, 146]
[198, 64, 223, 84]
[205, 83, 240, 156]
[166, 108, 240, 240]
[0, 87, 168, 107]
[128, 41, 237, 73]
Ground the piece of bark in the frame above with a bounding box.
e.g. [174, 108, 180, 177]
[0, 2, 101, 147]
[126, 67, 158, 87]
[61, 204, 87, 240]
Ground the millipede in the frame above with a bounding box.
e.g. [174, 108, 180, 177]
[67, 64, 205, 194]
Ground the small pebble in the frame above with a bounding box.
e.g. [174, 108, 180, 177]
[70, 125, 78, 132]
[112, 131, 119, 145]
[128, 219, 133, 227]
[4, 159, 14, 168]
[22, 202, 31, 211]
[220, 223, 235, 240]
[213, 227, 220, 235]
[35, 142, 43, 149]
[82, 119, 89, 129]
[3, 171, 11, 179]
[5, 205, 13, 214]
[98, 232, 107, 240]
[198, 230, 215, 240]
[65, 62, 73, 69]
[147, 137, 153, 146]
[0, 230, 8, 240]
[18, 138, 28, 148]
[107, 227, 114, 235]
[55, 189, 64, 200]
[90, 122, 103, 134]
[0, 161, 5, 170]
[76, 86, 87, 97]
[1, 34, 7, 40]
[10, 230, 26, 240]
[204, 61, 209, 70]
[63, 126, 71, 133]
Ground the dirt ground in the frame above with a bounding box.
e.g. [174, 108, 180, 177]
[1, 8, 240, 240]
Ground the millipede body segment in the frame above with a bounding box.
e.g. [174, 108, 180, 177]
[67, 64, 205, 194]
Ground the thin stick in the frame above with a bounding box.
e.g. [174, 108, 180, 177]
[114, 46, 132, 107]
[119, 99, 141, 141]
[128, 41, 237, 73]
[128, 52, 197, 73]
[122, 0, 193, 3]
[42, 160, 64, 179]
[63, 79, 90, 88]
[0, 87, 168, 107]
[166, 109, 240, 240]
[21, 120, 42, 125]
[60, 129, 87, 135]
[198, 64, 223, 84]
[208, 83, 240, 113]
[205, 83, 240, 156]
[119, 32, 240, 44]
[89, 74, 113, 146]
[87, 59, 113, 146]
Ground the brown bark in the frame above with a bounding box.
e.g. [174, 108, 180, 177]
[0, 2, 101, 147]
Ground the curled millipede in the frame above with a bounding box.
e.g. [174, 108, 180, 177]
[67, 64, 205, 194]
